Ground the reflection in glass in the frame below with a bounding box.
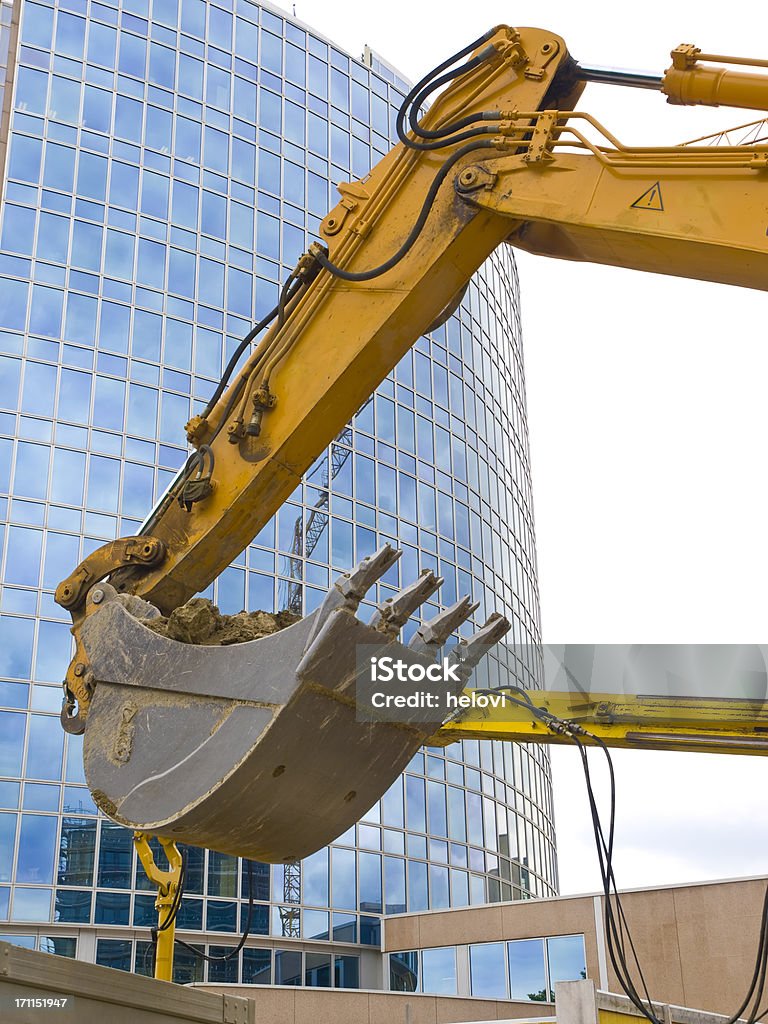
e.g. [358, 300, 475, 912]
[547, 934, 587, 996]
[334, 954, 360, 989]
[305, 951, 332, 987]
[469, 941, 507, 999]
[275, 948, 302, 985]
[390, 950, 419, 992]
[95, 938, 131, 971]
[422, 946, 457, 995]
[243, 947, 272, 984]
[57, 817, 96, 886]
[508, 938, 547, 1001]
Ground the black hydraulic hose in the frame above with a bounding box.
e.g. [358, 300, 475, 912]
[175, 855, 256, 964]
[397, 50, 500, 150]
[313, 139, 495, 283]
[394, 27, 497, 146]
[202, 271, 300, 419]
[469, 689, 768, 1024]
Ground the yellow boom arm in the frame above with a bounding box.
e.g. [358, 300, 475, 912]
[433, 690, 768, 757]
[56, 26, 768, 723]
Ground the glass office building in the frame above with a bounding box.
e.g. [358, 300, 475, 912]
[0, 0, 557, 986]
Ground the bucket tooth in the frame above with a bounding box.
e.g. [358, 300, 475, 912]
[77, 567, 510, 864]
[369, 568, 443, 638]
[452, 612, 512, 681]
[307, 543, 401, 645]
[409, 595, 480, 655]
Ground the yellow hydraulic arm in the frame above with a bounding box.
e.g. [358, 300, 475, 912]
[56, 26, 768, 726]
[51, 27, 768, 981]
[433, 690, 768, 756]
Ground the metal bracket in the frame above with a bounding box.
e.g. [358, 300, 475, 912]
[455, 164, 498, 194]
[133, 833, 183, 983]
[321, 180, 370, 236]
[523, 110, 559, 163]
[55, 536, 166, 614]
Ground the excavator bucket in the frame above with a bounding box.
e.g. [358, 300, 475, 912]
[78, 545, 510, 862]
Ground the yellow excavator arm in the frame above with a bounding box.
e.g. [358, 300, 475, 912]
[52, 25, 768, 871]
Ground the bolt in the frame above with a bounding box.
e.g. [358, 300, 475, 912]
[91, 589, 104, 604]
[541, 42, 552, 53]
[73, 663, 86, 677]
[459, 168, 477, 187]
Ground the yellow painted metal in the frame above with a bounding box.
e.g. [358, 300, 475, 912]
[103, 27, 768, 618]
[62, 27, 768, 727]
[104, 25, 580, 614]
[133, 834, 182, 984]
[432, 691, 768, 756]
[663, 43, 768, 109]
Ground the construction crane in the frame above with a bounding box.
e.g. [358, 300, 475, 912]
[51, 26, 768, 982]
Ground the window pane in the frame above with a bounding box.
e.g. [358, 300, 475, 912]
[95, 891, 130, 925]
[305, 951, 331, 987]
[97, 822, 132, 888]
[384, 856, 405, 915]
[17, 814, 57, 883]
[26, 715, 63, 780]
[274, 949, 302, 985]
[58, 817, 96, 887]
[547, 935, 587, 995]
[331, 847, 355, 910]
[507, 938, 547, 1001]
[334, 954, 359, 989]
[469, 942, 507, 998]
[243, 948, 272, 984]
[358, 852, 381, 913]
[303, 847, 328, 907]
[407, 860, 427, 912]
[54, 889, 91, 923]
[0, 813, 18, 882]
[96, 938, 131, 971]
[422, 946, 457, 995]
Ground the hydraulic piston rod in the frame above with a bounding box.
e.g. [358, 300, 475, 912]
[577, 64, 663, 91]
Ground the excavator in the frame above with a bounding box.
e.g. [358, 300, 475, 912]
[50, 25, 768, 984]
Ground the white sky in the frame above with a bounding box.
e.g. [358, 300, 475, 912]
[288, 1, 768, 894]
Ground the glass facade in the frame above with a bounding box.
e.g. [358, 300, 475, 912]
[0, 0, 557, 984]
[390, 934, 586, 1000]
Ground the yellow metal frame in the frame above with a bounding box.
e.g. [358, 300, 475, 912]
[433, 690, 768, 756]
[133, 833, 182, 983]
[59, 27, 768, 723]
[61, 25, 768, 627]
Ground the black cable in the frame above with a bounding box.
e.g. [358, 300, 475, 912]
[201, 302, 281, 420]
[312, 139, 495, 283]
[471, 688, 768, 1024]
[175, 856, 256, 964]
[394, 28, 497, 146]
[400, 51, 500, 150]
[572, 727, 768, 1024]
[138, 273, 304, 534]
[570, 733, 658, 1019]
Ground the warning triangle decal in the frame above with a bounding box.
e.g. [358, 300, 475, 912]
[631, 181, 664, 211]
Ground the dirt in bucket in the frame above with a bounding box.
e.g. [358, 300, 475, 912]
[143, 597, 300, 645]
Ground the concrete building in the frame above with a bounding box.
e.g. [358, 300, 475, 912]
[0, 0, 554, 986]
[0, 875, 760, 1022]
